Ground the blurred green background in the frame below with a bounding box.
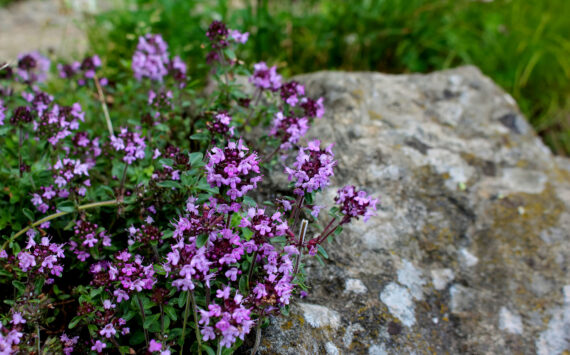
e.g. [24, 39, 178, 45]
[6, 0, 570, 155]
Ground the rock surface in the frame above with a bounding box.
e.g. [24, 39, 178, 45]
[261, 67, 570, 354]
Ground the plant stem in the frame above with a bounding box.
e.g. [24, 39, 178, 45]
[36, 323, 41, 354]
[94, 74, 114, 136]
[244, 89, 261, 127]
[180, 291, 191, 355]
[119, 163, 129, 200]
[250, 318, 263, 355]
[247, 250, 258, 288]
[137, 295, 149, 347]
[216, 340, 222, 355]
[190, 291, 203, 355]
[5, 199, 119, 252]
[293, 219, 308, 277]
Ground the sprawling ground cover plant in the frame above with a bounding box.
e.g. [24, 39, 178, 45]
[0, 21, 376, 354]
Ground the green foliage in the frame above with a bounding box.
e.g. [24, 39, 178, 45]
[86, 0, 570, 154]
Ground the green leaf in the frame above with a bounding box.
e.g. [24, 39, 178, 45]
[164, 305, 178, 321]
[159, 158, 175, 167]
[143, 313, 160, 329]
[68, 315, 84, 329]
[202, 345, 216, 355]
[196, 234, 209, 248]
[57, 200, 75, 213]
[271, 236, 287, 244]
[189, 152, 203, 166]
[157, 180, 183, 189]
[242, 196, 257, 207]
[317, 245, 329, 259]
[22, 208, 34, 222]
[12, 280, 26, 294]
[239, 274, 248, 295]
[315, 254, 325, 266]
[190, 132, 209, 141]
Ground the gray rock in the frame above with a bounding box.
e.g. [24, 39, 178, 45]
[259, 67, 570, 354]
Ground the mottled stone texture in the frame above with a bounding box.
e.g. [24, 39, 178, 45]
[261, 67, 570, 354]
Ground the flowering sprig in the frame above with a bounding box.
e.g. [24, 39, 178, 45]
[15, 51, 50, 84]
[285, 139, 336, 195]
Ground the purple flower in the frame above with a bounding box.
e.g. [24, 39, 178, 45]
[132, 34, 169, 82]
[16, 51, 50, 84]
[300, 97, 325, 118]
[206, 21, 229, 49]
[285, 140, 336, 195]
[10, 313, 26, 325]
[229, 29, 249, 44]
[205, 139, 262, 200]
[0, 99, 5, 126]
[250, 62, 281, 91]
[91, 340, 107, 353]
[270, 112, 309, 150]
[207, 111, 233, 135]
[280, 81, 305, 107]
[149, 339, 162, 352]
[99, 323, 116, 338]
[168, 56, 187, 88]
[335, 185, 378, 222]
[111, 127, 146, 164]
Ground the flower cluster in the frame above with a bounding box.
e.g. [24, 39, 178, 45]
[286, 140, 336, 195]
[35, 103, 86, 146]
[110, 127, 146, 164]
[69, 220, 112, 261]
[59, 333, 79, 355]
[335, 185, 378, 223]
[0, 316, 24, 354]
[206, 139, 262, 200]
[250, 62, 282, 91]
[0, 99, 5, 126]
[15, 51, 50, 84]
[207, 111, 233, 136]
[17, 233, 65, 284]
[58, 55, 105, 85]
[151, 144, 192, 182]
[198, 289, 254, 348]
[280, 81, 305, 107]
[147, 89, 173, 122]
[270, 112, 309, 150]
[132, 34, 170, 81]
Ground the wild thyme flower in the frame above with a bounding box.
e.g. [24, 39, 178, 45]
[280, 81, 305, 107]
[229, 29, 249, 44]
[270, 111, 309, 150]
[57, 61, 80, 79]
[22, 90, 53, 116]
[207, 111, 233, 136]
[206, 20, 229, 49]
[58, 55, 104, 85]
[69, 220, 112, 261]
[35, 103, 85, 146]
[335, 185, 378, 223]
[0, 99, 5, 126]
[250, 62, 282, 91]
[206, 139, 262, 200]
[168, 56, 187, 88]
[285, 139, 336, 195]
[60, 333, 79, 355]
[102, 251, 157, 294]
[17, 234, 65, 284]
[300, 96, 325, 119]
[10, 106, 32, 125]
[132, 34, 169, 82]
[148, 89, 173, 121]
[16, 51, 50, 84]
[110, 127, 146, 164]
[0, 318, 23, 354]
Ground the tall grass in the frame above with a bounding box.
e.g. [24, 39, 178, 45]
[85, 0, 570, 155]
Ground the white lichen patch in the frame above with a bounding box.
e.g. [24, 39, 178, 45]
[380, 282, 415, 327]
[431, 268, 455, 290]
[498, 307, 523, 334]
[325, 342, 339, 355]
[459, 248, 479, 267]
[298, 303, 341, 330]
[343, 323, 365, 348]
[501, 168, 547, 195]
[426, 148, 475, 190]
[344, 278, 368, 294]
[397, 260, 426, 300]
[368, 343, 388, 355]
[535, 285, 570, 355]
